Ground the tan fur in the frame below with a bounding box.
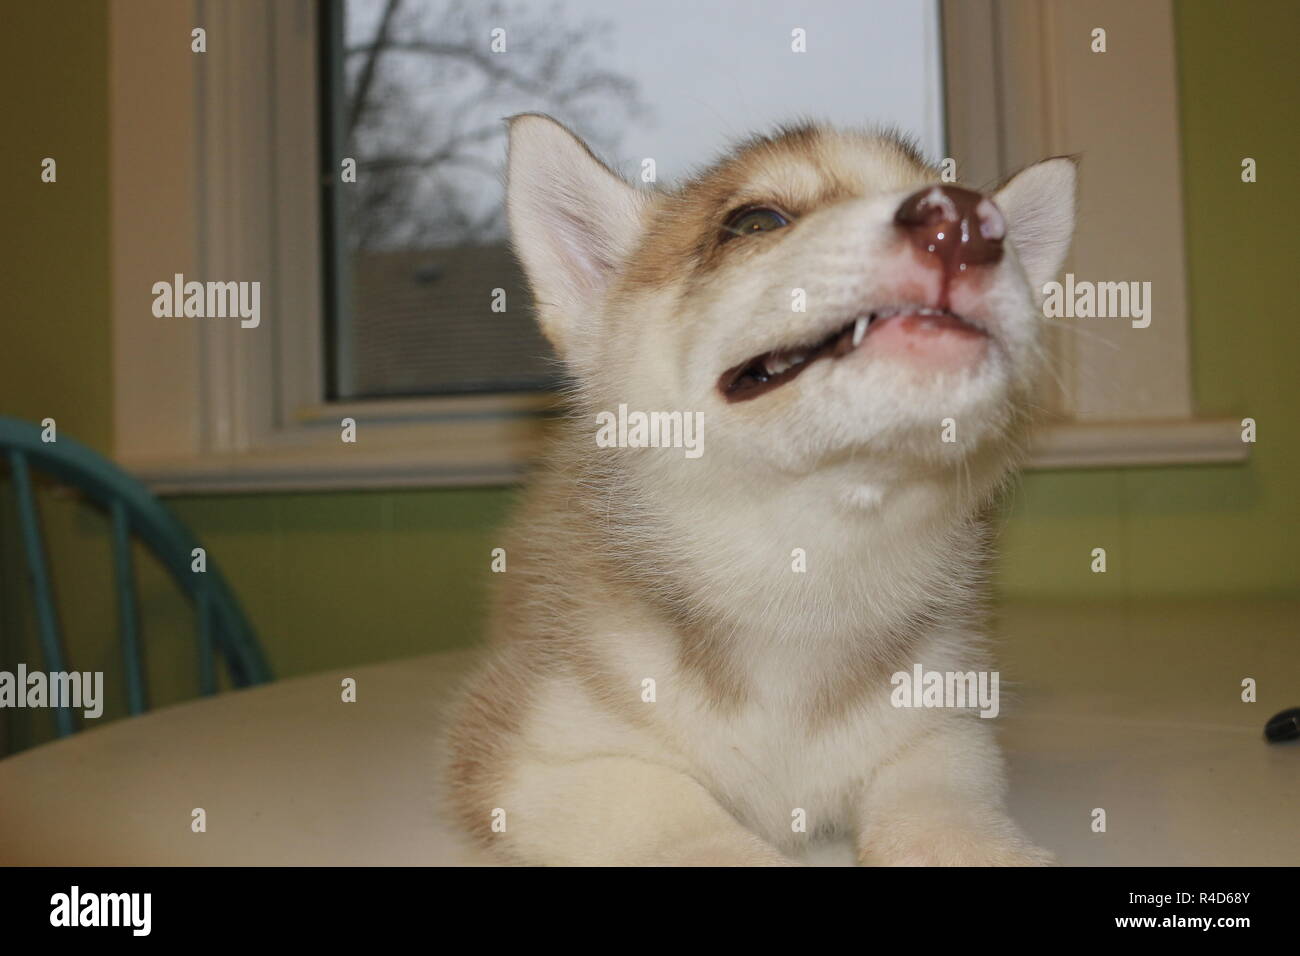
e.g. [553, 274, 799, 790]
[619, 126, 934, 293]
[442, 117, 1076, 865]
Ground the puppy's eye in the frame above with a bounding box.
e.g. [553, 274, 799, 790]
[722, 206, 790, 241]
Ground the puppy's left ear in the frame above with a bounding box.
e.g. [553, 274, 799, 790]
[993, 157, 1077, 291]
[506, 114, 648, 360]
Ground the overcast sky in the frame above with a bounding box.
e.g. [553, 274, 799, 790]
[351, 0, 941, 174]
[554, 0, 945, 180]
[346, 0, 944, 237]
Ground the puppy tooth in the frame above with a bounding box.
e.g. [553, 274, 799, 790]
[851, 316, 868, 348]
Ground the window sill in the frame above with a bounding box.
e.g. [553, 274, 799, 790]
[1028, 419, 1248, 470]
[124, 416, 1249, 496]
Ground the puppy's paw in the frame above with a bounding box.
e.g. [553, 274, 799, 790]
[647, 833, 801, 867]
[913, 833, 1054, 867]
[861, 811, 1054, 867]
[865, 832, 1054, 867]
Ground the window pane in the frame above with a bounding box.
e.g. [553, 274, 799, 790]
[322, 0, 944, 400]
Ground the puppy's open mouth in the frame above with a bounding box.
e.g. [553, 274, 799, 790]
[717, 306, 987, 402]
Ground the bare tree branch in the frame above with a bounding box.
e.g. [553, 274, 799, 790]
[346, 0, 402, 140]
[341, 0, 648, 250]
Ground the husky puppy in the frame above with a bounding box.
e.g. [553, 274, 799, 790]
[446, 115, 1075, 865]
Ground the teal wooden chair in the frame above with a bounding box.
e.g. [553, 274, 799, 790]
[0, 416, 272, 736]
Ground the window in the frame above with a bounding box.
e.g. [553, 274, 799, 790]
[109, 0, 1245, 492]
[320, 0, 943, 401]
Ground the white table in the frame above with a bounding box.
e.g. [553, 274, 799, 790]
[2, 601, 1297, 865]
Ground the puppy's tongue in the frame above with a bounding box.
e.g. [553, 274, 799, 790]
[862, 312, 987, 372]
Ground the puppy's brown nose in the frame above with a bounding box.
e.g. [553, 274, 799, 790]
[894, 185, 1005, 272]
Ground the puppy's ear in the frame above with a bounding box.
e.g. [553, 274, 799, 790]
[506, 114, 647, 359]
[993, 157, 1077, 291]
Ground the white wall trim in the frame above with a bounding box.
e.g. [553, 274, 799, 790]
[943, 0, 1196, 423]
[1029, 419, 1248, 470]
[110, 0, 1247, 495]
[128, 418, 1247, 495]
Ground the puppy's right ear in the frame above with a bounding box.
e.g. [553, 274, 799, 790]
[506, 114, 647, 359]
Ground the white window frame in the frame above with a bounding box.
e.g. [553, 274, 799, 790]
[110, 0, 1245, 495]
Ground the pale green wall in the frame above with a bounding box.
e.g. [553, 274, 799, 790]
[0, 4, 111, 451]
[2, 1, 1297, 754]
[1, 3, 118, 753]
